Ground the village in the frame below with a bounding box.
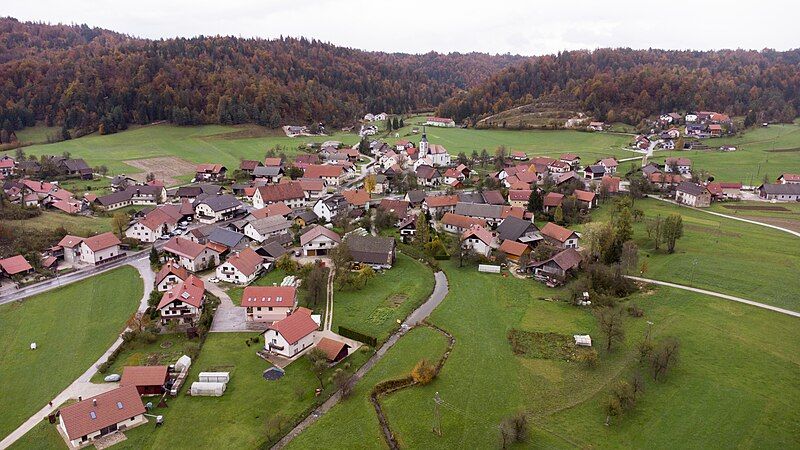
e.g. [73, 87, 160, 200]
[0, 109, 799, 450]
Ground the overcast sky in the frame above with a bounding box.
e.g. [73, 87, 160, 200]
[6, 1, 800, 55]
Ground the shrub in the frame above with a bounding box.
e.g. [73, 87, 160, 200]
[627, 303, 644, 317]
[576, 349, 599, 369]
[411, 359, 436, 385]
[97, 362, 110, 374]
[184, 342, 201, 360]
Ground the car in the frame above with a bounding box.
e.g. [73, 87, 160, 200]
[208, 277, 220, 283]
[158, 234, 170, 240]
[104, 374, 121, 382]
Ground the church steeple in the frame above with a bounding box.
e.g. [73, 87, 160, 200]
[419, 126, 428, 157]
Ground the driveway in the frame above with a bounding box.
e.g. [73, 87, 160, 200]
[205, 276, 258, 333]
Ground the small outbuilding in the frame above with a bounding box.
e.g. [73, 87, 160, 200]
[120, 365, 169, 396]
[190, 381, 226, 397]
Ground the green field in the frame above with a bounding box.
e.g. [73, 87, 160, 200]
[707, 200, 800, 232]
[0, 266, 143, 438]
[290, 260, 800, 449]
[653, 121, 800, 183]
[588, 198, 800, 311]
[8, 124, 359, 182]
[333, 253, 435, 341]
[6, 211, 113, 236]
[13, 124, 61, 145]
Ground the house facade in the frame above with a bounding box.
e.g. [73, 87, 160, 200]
[263, 307, 319, 358]
[242, 285, 297, 323]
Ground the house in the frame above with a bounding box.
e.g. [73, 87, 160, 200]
[290, 210, 319, 228]
[215, 247, 264, 284]
[708, 124, 723, 136]
[560, 153, 581, 169]
[425, 117, 456, 127]
[243, 216, 292, 243]
[58, 385, 146, 448]
[156, 275, 206, 325]
[482, 190, 506, 205]
[303, 164, 344, 186]
[312, 194, 350, 222]
[163, 237, 220, 271]
[256, 241, 289, 261]
[174, 183, 222, 201]
[94, 186, 165, 211]
[415, 165, 441, 187]
[250, 202, 292, 221]
[597, 158, 619, 175]
[195, 164, 227, 182]
[423, 194, 459, 217]
[263, 307, 319, 358]
[346, 235, 396, 269]
[548, 160, 572, 174]
[555, 171, 583, 188]
[540, 222, 579, 249]
[404, 190, 426, 207]
[155, 262, 189, 292]
[56, 235, 85, 264]
[460, 226, 497, 257]
[496, 216, 540, 245]
[777, 173, 800, 184]
[499, 239, 530, 263]
[397, 215, 417, 238]
[242, 285, 298, 323]
[300, 225, 341, 256]
[252, 165, 284, 183]
[584, 165, 606, 180]
[542, 192, 564, 213]
[508, 190, 532, 209]
[574, 190, 597, 209]
[675, 182, 711, 207]
[443, 167, 467, 185]
[239, 159, 263, 174]
[0, 156, 16, 177]
[0, 255, 34, 278]
[79, 233, 123, 265]
[664, 157, 692, 174]
[125, 205, 183, 242]
[120, 366, 169, 396]
[316, 337, 351, 363]
[587, 121, 605, 131]
[253, 182, 306, 209]
[454, 202, 506, 227]
[194, 194, 243, 224]
[757, 183, 800, 201]
[205, 227, 248, 253]
[649, 173, 684, 188]
[440, 212, 487, 234]
[527, 248, 582, 281]
[363, 113, 375, 121]
[378, 199, 410, 221]
[600, 176, 621, 194]
[341, 189, 370, 210]
[297, 178, 325, 200]
[57, 158, 93, 179]
[109, 175, 136, 192]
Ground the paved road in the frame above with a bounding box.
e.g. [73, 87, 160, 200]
[272, 271, 449, 449]
[625, 275, 800, 318]
[650, 196, 800, 238]
[0, 258, 154, 450]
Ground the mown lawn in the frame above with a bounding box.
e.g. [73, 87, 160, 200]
[0, 266, 143, 438]
[7, 211, 113, 236]
[292, 259, 800, 449]
[112, 332, 369, 449]
[590, 198, 800, 311]
[9, 124, 359, 179]
[653, 121, 800, 183]
[332, 253, 435, 342]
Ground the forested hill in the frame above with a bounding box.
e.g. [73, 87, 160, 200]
[0, 17, 523, 135]
[436, 48, 800, 126]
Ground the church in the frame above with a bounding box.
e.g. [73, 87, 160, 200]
[415, 128, 451, 167]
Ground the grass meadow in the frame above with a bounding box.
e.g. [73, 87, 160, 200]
[0, 266, 142, 438]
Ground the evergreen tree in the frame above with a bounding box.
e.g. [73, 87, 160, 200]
[527, 189, 543, 213]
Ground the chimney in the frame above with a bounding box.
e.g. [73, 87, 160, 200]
[92, 398, 97, 407]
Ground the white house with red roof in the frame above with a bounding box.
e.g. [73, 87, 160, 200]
[262, 307, 319, 358]
[215, 247, 264, 284]
[157, 275, 205, 326]
[540, 222, 580, 249]
[58, 232, 123, 266]
[460, 225, 498, 257]
[58, 385, 147, 448]
[424, 117, 455, 127]
[162, 236, 220, 272]
[300, 225, 341, 256]
[241, 285, 298, 323]
[155, 261, 189, 292]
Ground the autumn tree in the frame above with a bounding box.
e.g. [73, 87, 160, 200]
[364, 174, 376, 194]
[663, 214, 684, 253]
[411, 359, 436, 385]
[111, 212, 129, 237]
[306, 348, 329, 389]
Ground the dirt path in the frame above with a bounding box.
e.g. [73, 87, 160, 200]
[272, 271, 449, 449]
[0, 259, 154, 449]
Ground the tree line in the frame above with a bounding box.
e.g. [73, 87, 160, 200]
[436, 48, 800, 126]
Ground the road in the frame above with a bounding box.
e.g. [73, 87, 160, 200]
[625, 275, 800, 318]
[272, 271, 449, 449]
[649, 195, 800, 238]
[0, 258, 154, 450]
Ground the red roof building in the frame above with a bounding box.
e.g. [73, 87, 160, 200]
[58, 385, 146, 444]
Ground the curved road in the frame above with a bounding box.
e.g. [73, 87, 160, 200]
[0, 258, 154, 450]
[272, 271, 449, 449]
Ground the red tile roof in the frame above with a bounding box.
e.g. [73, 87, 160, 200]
[441, 213, 486, 230]
[267, 307, 318, 344]
[264, 157, 283, 167]
[57, 235, 84, 248]
[163, 236, 208, 259]
[304, 164, 344, 179]
[225, 247, 263, 277]
[241, 285, 297, 308]
[601, 176, 621, 193]
[196, 163, 225, 174]
[540, 222, 577, 243]
[508, 190, 532, 201]
[256, 182, 305, 203]
[779, 173, 800, 182]
[424, 194, 459, 208]
[251, 202, 292, 219]
[574, 190, 595, 203]
[120, 365, 168, 388]
[543, 192, 564, 207]
[0, 255, 33, 275]
[316, 337, 349, 361]
[155, 262, 189, 286]
[342, 189, 370, 207]
[560, 153, 580, 161]
[499, 239, 528, 257]
[461, 225, 495, 245]
[83, 232, 121, 252]
[157, 275, 205, 309]
[59, 385, 146, 440]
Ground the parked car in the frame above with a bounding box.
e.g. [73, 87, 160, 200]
[208, 277, 219, 283]
[158, 234, 170, 240]
[104, 374, 121, 382]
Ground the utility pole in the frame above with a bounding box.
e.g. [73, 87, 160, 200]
[433, 392, 442, 436]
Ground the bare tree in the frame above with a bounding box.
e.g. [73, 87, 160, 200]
[650, 337, 680, 381]
[596, 307, 625, 351]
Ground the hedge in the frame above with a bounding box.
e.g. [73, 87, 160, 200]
[338, 326, 377, 347]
